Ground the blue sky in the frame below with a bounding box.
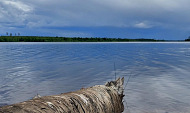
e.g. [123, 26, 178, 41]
[0, 0, 190, 40]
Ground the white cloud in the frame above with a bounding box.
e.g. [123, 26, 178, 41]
[0, 0, 34, 29]
[134, 22, 152, 29]
[3, 0, 33, 12]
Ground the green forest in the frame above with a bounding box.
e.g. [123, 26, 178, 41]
[0, 36, 164, 42]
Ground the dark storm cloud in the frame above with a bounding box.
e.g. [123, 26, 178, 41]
[1, 0, 190, 39]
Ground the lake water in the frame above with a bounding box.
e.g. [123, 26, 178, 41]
[0, 42, 190, 113]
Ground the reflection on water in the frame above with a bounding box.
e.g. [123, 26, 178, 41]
[0, 42, 190, 113]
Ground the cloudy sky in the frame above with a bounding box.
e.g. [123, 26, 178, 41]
[0, 0, 190, 40]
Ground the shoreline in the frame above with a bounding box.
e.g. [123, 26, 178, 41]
[0, 36, 175, 42]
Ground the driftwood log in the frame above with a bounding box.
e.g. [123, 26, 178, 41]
[0, 77, 124, 113]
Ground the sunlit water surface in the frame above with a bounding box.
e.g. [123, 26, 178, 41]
[0, 42, 190, 113]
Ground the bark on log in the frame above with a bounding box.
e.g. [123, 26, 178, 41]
[0, 77, 124, 113]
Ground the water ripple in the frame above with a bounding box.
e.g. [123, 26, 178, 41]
[0, 42, 190, 113]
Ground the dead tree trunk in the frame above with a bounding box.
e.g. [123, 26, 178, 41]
[0, 77, 124, 113]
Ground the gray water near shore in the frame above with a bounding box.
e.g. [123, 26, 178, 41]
[0, 42, 190, 113]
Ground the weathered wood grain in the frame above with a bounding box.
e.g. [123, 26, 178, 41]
[0, 77, 124, 113]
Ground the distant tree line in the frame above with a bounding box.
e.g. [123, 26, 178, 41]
[5, 32, 20, 36]
[0, 36, 165, 42]
[185, 36, 190, 41]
